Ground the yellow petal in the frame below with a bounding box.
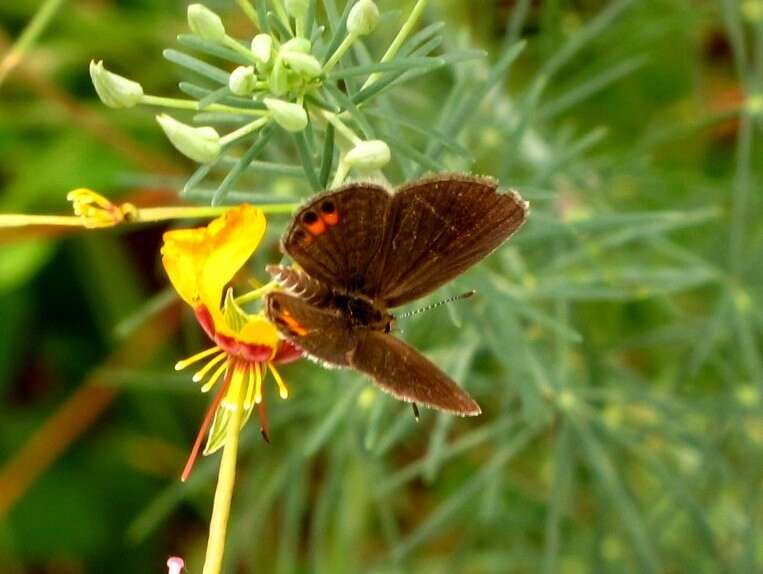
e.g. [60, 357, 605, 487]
[161, 204, 266, 311]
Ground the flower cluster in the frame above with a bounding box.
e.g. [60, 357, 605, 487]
[86, 0, 438, 203]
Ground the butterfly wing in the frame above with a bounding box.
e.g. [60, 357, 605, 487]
[281, 183, 393, 297]
[265, 292, 358, 368]
[266, 292, 481, 416]
[350, 330, 481, 416]
[377, 174, 528, 308]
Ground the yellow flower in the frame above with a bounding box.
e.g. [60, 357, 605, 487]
[161, 205, 301, 481]
[67, 188, 137, 228]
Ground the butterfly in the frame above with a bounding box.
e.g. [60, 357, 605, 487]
[265, 173, 528, 416]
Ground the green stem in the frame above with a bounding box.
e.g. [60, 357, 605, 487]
[133, 206, 227, 222]
[0, 214, 82, 228]
[271, 0, 293, 35]
[234, 0, 261, 27]
[140, 95, 268, 117]
[219, 116, 271, 146]
[361, 0, 429, 90]
[0, 0, 67, 87]
[321, 111, 362, 145]
[331, 159, 351, 188]
[201, 384, 244, 574]
[322, 33, 359, 75]
[223, 36, 259, 65]
[235, 281, 278, 305]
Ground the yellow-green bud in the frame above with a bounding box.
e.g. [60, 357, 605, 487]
[344, 140, 391, 172]
[281, 37, 312, 54]
[156, 114, 221, 163]
[251, 34, 273, 64]
[268, 58, 290, 96]
[347, 0, 379, 36]
[281, 51, 322, 78]
[187, 4, 226, 42]
[228, 66, 257, 96]
[89, 60, 144, 109]
[285, 0, 310, 18]
[264, 98, 309, 132]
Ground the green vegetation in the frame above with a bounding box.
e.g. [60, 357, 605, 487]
[1, 0, 762, 572]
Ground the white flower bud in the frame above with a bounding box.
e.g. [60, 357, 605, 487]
[285, 0, 310, 18]
[187, 4, 226, 42]
[281, 37, 312, 54]
[344, 140, 391, 172]
[228, 65, 257, 96]
[264, 98, 309, 132]
[89, 60, 144, 109]
[156, 114, 221, 163]
[281, 51, 322, 78]
[167, 557, 185, 574]
[347, 0, 380, 36]
[251, 33, 273, 64]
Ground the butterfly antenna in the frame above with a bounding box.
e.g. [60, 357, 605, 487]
[396, 290, 477, 320]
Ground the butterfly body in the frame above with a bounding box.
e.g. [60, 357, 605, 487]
[265, 174, 528, 416]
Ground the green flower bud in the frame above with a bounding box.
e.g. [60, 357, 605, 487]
[89, 60, 144, 109]
[344, 139, 391, 172]
[285, 0, 310, 18]
[281, 51, 322, 78]
[281, 37, 312, 54]
[187, 4, 226, 42]
[269, 58, 290, 96]
[251, 33, 273, 64]
[228, 66, 257, 96]
[156, 114, 221, 163]
[347, 0, 380, 36]
[264, 98, 309, 132]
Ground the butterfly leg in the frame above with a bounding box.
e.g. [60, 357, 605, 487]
[412, 403, 420, 421]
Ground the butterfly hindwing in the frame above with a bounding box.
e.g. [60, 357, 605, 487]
[265, 292, 357, 368]
[281, 183, 393, 297]
[378, 174, 528, 307]
[350, 330, 481, 416]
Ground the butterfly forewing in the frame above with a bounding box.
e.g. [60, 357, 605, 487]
[282, 184, 392, 297]
[350, 331, 482, 416]
[377, 174, 528, 307]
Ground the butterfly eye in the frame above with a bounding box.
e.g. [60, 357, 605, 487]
[302, 211, 319, 225]
[320, 201, 335, 214]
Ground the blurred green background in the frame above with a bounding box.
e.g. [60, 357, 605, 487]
[1, 0, 762, 572]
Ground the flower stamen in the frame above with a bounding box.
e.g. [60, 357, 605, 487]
[192, 351, 227, 383]
[257, 400, 270, 444]
[244, 365, 256, 410]
[202, 361, 230, 393]
[254, 363, 263, 404]
[268, 363, 289, 399]
[181, 367, 234, 482]
[175, 345, 220, 371]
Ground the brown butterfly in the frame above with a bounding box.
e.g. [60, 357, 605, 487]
[265, 173, 528, 416]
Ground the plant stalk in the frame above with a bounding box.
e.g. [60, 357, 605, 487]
[202, 384, 244, 574]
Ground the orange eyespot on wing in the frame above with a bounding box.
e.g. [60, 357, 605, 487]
[301, 211, 327, 236]
[319, 199, 340, 226]
[322, 211, 339, 226]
